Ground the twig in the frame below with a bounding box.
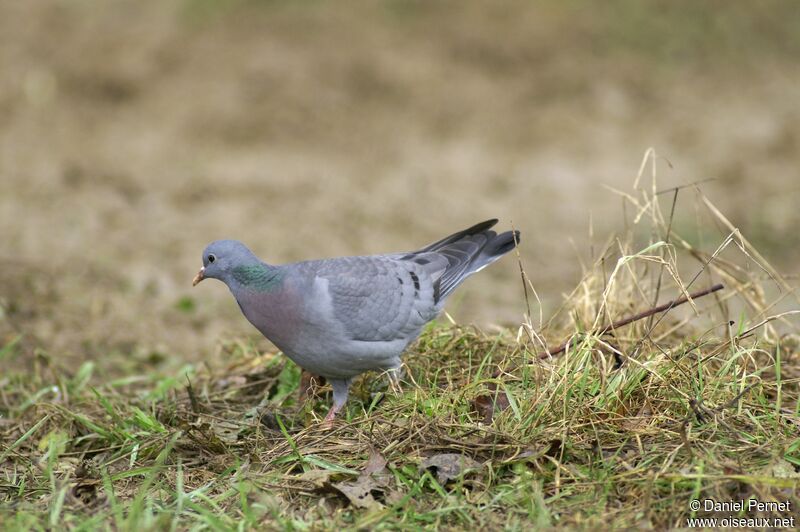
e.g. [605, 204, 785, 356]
[654, 177, 716, 195]
[186, 375, 200, 414]
[540, 283, 724, 359]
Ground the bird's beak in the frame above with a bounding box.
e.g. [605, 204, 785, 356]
[192, 267, 205, 286]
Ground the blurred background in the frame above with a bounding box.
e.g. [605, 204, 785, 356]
[2, 1, 799, 373]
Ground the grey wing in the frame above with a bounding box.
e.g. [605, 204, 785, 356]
[315, 256, 444, 343]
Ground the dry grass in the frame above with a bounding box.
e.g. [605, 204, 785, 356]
[2, 159, 798, 529]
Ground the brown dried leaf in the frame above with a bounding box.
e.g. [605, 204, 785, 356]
[419, 453, 482, 484]
[331, 449, 397, 509]
[622, 404, 653, 431]
[471, 382, 510, 423]
[298, 468, 337, 488]
[363, 448, 388, 475]
[332, 476, 384, 509]
[210, 419, 240, 443]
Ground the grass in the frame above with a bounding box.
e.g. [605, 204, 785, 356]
[1, 326, 798, 530]
[2, 160, 799, 529]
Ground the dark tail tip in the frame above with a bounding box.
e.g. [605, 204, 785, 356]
[488, 229, 520, 257]
[465, 218, 499, 234]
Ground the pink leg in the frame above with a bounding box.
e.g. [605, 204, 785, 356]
[320, 378, 351, 427]
[323, 405, 339, 424]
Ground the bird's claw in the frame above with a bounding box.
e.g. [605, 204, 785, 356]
[320, 405, 338, 429]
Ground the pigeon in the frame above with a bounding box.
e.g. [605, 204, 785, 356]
[193, 219, 520, 423]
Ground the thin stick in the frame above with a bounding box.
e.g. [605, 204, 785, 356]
[540, 283, 724, 359]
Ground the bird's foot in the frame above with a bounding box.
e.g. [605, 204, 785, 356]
[386, 368, 404, 396]
[388, 376, 403, 396]
[321, 405, 339, 429]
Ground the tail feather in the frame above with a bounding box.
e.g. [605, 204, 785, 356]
[416, 219, 499, 254]
[409, 219, 520, 301]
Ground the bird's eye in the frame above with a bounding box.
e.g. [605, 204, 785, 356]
[208, 254, 216, 263]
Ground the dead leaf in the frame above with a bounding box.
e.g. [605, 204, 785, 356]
[766, 458, 800, 479]
[298, 468, 337, 488]
[419, 453, 482, 484]
[471, 383, 510, 423]
[332, 476, 384, 509]
[363, 448, 388, 475]
[331, 448, 398, 509]
[210, 419, 241, 443]
[622, 404, 653, 431]
[258, 411, 282, 431]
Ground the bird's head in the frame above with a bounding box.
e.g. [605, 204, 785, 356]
[192, 240, 259, 286]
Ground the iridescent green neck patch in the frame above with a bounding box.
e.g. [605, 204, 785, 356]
[232, 264, 285, 292]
